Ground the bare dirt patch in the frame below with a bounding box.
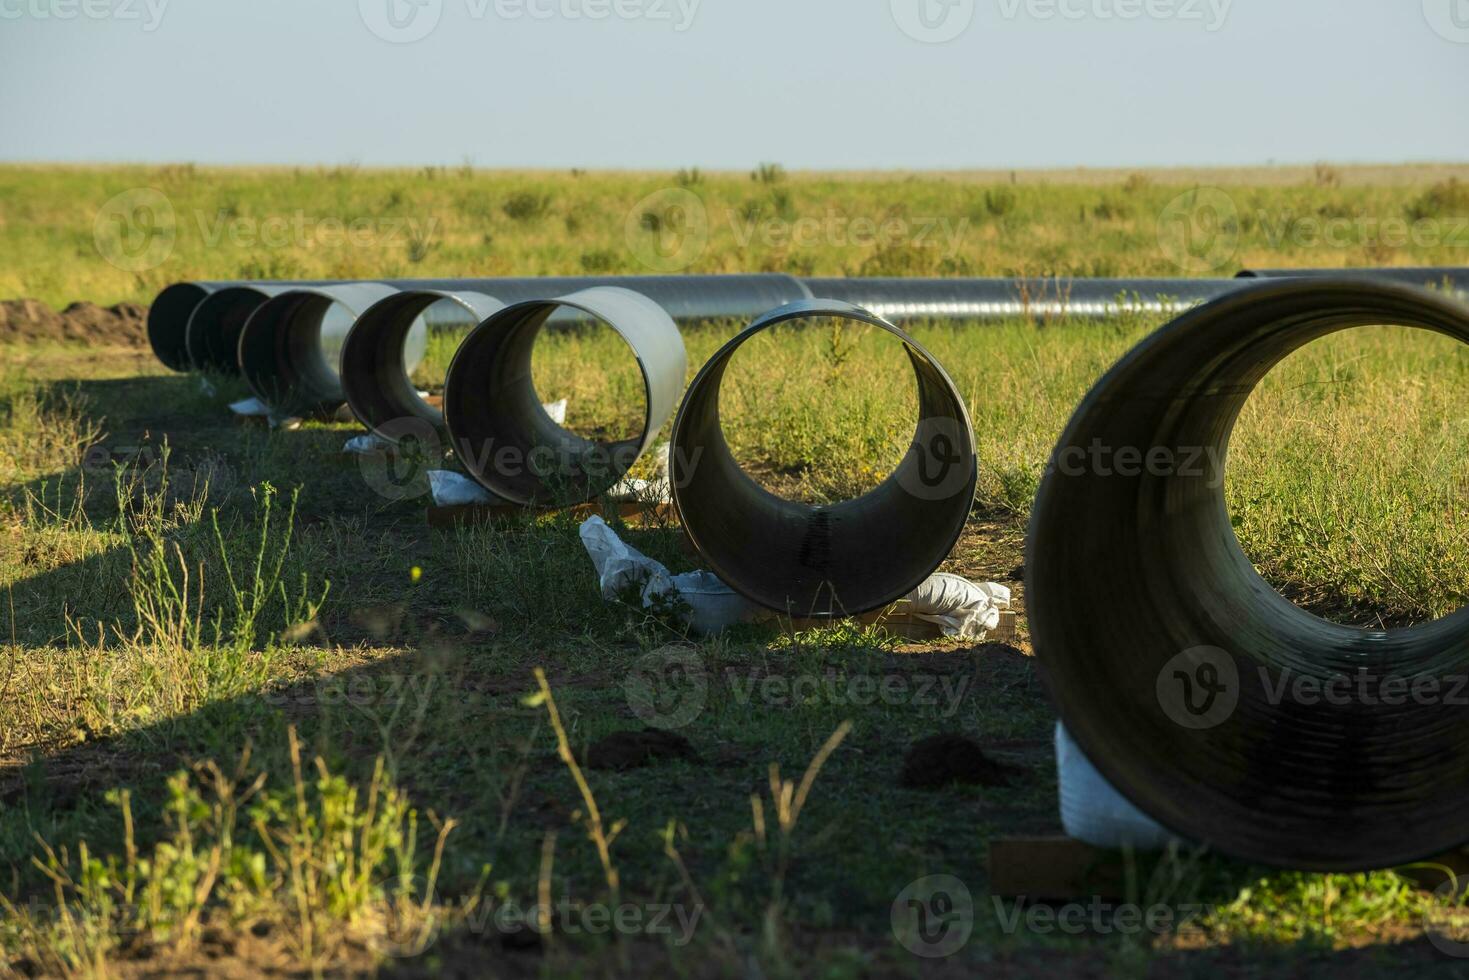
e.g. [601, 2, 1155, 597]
[0, 298, 148, 347]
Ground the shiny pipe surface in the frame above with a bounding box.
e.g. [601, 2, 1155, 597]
[801, 277, 1243, 322]
[443, 286, 687, 506]
[1027, 278, 1469, 871]
[670, 299, 977, 618]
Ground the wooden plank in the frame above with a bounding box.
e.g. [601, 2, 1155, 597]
[988, 836, 1125, 900]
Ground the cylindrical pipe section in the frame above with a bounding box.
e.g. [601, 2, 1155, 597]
[237, 282, 402, 416]
[186, 284, 297, 375]
[148, 281, 226, 371]
[1027, 278, 1469, 871]
[1237, 266, 1469, 298]
[341, 290, 505, 439]
[443, 286, 687, 506]
[670, 299, 977, 618]
[802, 277, 1243, 322]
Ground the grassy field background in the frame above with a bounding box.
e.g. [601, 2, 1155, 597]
[0, 164, 1468, 975]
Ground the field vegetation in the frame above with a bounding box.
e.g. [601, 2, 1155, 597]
[0, 164, 1467, 975]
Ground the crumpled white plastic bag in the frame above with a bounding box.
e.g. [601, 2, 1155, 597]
[606, 443, 671, 504]
[427, 470, 501, 507]
[579, 515, 764, 634]
[1055, 722, 1185, 850]
[341, 432, 398, 456]
[228, 397, 270, 417]
[579, 516, 1012, 639]
[903, 573, 1010, 638]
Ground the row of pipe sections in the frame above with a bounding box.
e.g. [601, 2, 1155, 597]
[145, 269, 1469, 872]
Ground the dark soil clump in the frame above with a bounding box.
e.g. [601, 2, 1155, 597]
[585, 729, 698, 771]
[900, 733, 1016, 789]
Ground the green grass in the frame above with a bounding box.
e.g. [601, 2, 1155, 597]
[4, 162, 1469, 309]
[2, 164, 1469, 975]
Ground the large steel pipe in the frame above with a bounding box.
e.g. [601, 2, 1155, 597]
[1238, 266, 1469, 297]
[340, 290, 505, 439]
[151, 267, 1469, 373]
[187, 284, 299, 375]
[443, 286, 687, 506]
[237, 282, 402, 416]
[148, 281, 231, 372]
[670, 299, 977, 618]
[1027, 278, 1469, 871]
[803, 276, 1242, 322]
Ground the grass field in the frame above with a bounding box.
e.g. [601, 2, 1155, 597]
[1, 164, 1468, 976]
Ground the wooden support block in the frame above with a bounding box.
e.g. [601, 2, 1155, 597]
[987, 836, 1125, 900]
[427, 499, 674, 530]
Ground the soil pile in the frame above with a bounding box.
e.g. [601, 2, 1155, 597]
[0, 298, 149, 346]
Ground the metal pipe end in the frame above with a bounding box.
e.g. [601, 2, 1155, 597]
[669, 299, 978, 618]
[341, 290, 502, 440]
[1028, 276, 1469, 871]
[148, 282, 212, 372]
[443, 287, 686, 507]
[238, 283, 399, 416]
[185, 285, 279, 376]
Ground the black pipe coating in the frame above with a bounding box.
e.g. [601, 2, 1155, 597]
[1027, 277, 1469, 871]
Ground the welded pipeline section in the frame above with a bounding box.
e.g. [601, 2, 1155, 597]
[1026, 277, 1469, 872]
[803, 277, 1243, 322]
[1237, 266, 1469, 298]
[315, 275, 809, 424]
[670, 299, 977, 618]
[442, 287, 687, 506]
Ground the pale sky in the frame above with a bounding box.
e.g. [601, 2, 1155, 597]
[1, 0, 1465, 169]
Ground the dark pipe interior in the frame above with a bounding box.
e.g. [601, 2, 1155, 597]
[238, 293, 341, 416]
[442, 301, 652, 506]
[147, 282, 211, 371]
[186, 286, 274, 375]
[340, 292, 450, 436]
[1027, 278, 1469, 871]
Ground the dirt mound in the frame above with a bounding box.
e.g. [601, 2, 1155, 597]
[585, 729, 698, 771]
[0, 298, 148, 346]
[900, 733, 1017, 790]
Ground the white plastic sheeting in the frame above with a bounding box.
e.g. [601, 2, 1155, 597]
[579, 515, 1010, 639]
[1055, 722, 1184, 850]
